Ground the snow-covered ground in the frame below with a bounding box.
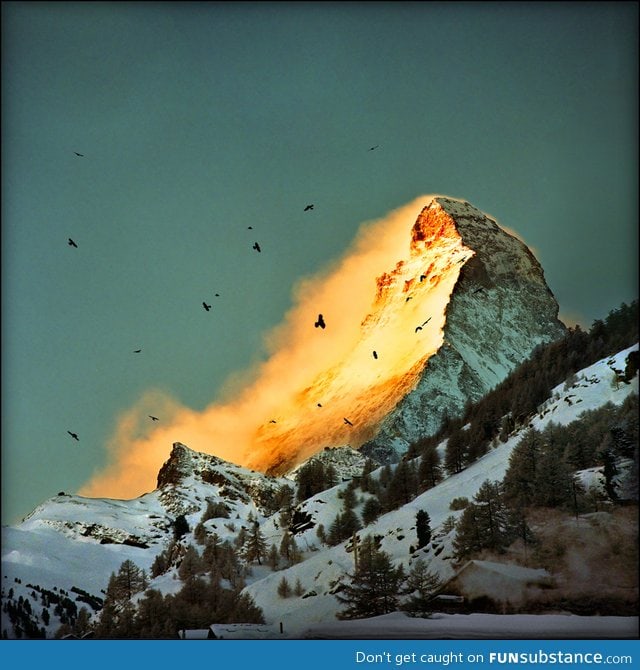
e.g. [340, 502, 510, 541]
[300, 611, 639, 639]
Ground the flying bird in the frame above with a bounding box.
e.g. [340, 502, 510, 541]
[419, 274, 427, 282]
[73, 152, 84, 157]
[269, 419, 277, 424]
[149, 415, 159, 421]
[133, 349, 142, 353]
[68, 238, 78, 248]
[314, 313, 326, 329]
[405, 296, 413, 302]
[214, 293, 220, 297]
[473, 287, 485, 294]
[247, 226, 253, 230]
[369, 145, 379, 151]
[317, 403, 323, 408]
[304, 204, 314, 211]
[203, 302, 212, 311]
[415, 317, 432, 332]
[67, 431, 79, 441]
[373, 351, 378, 359]
[253, 242, 261, 252]
[344, 418, 354, 426]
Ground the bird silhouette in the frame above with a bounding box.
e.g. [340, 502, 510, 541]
[247, 226, 253, 229]
[373, 351, 378, 359]
[369, 145, 379, 151]
[253, 242, 261, 252]
[68, 238, 78, 248]
[203, 302, 212, 311]
[133, 349, 142, 353]
[304, 204, 314, 211]
[473, 287, 484, 294]
[419, 274, 427, 282]
[415, 317, 431, 332]
[317, 403, 323, 408]
[314, 313, 326, 329]
[149, 415, 159, 421]
[269, 419, 277, 424]
[73, 152, 84, 157]
[67, 431, 79, 441]
[215, 293, 220, 297]
[344, 418, 354, 426]
[405, 296, 413, 302]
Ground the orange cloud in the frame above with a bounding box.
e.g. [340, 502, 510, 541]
[79, 195, 474, 500]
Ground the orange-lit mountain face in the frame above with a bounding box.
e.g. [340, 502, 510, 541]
[247, 200, 474, 474]
[79, 196, 566, 500]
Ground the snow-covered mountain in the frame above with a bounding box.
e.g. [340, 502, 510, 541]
[219, 196, 566, 477]
[360, 197, 566, 463]
[2, 344, 637, 639]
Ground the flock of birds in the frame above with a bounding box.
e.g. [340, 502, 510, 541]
[64, 144, 446, 445]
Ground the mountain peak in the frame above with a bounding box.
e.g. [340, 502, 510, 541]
[360, 196, 566, 462]
[156, 442, 213, 488]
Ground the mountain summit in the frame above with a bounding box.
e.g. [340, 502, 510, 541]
[359, 197, 566, 463]
[250, 196, 565, 473]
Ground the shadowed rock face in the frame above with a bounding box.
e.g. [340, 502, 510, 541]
[360, 197, 566, 463]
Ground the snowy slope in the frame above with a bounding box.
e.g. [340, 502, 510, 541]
[1, 345, 637, 639]
[241, 345, 638, 635]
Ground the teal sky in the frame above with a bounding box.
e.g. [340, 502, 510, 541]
[2, 2, 637, 525]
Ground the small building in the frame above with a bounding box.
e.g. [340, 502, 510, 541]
[439, 560, 554, 611]
[431, 594, 465, 613]
[178, 623, 281, 640]
[209, 623, 280, 639]
[178, 628, 214, 640]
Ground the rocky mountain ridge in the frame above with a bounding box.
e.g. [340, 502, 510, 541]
[361, 197, 566, 462]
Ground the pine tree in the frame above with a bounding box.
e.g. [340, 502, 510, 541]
[135, 589, 173, 639]
[296, 460, 337, 501]
[418, 446, 442, 490]
[503, 428, 543, 509]
[453, 480, 516, 560]
[72, 607, 93, 638]
[279, 532, 301, 567]
[95, 560, 146, 638]
[401, 559, 442, 617]
[193, 521, 208, 545]
[242, 521, 268, 565]
[444, 429, 466, 475]
[415, 510, 431, 549]
[172, 514, 190, 540]
[294, 578, 304, 596]
[178, 544, 203, 582]
[534, 445, 578, 509]
[361, 496, 383, 526]
[277, 576, 291, 598]
[268, 543, 279, 570]
[335, 535, 405, 619]
[359, 458, 378, 494]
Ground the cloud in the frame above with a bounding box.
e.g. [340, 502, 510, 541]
[79, 195, 471, 500]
